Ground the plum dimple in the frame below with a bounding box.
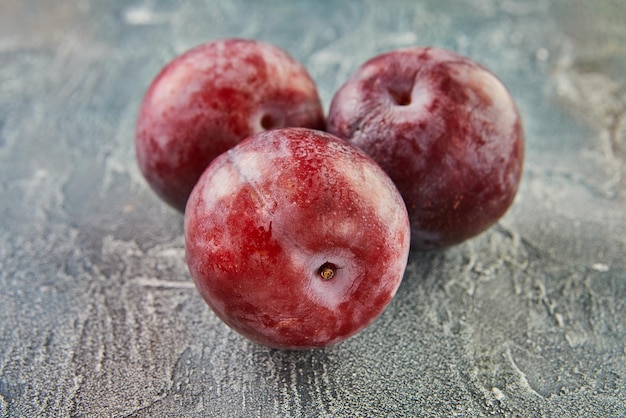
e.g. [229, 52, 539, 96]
[328, 46, 524, 249]
[388, 85, 412, 106]
[184, 128, 410, 349]
[136, 38, 325, 212]
[318, 262, 337, 280]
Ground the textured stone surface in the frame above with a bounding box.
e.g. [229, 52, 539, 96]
[0, 0, 624, 416]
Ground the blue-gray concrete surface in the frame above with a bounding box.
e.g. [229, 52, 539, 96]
[1, 1, 624, 416]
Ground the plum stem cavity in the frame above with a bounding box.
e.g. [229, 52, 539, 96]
[318, 262, 337, 281]
[388, 87, 412, 106]
[261, 114, 278, 130]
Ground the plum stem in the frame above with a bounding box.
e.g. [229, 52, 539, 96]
[318, 262, 336, 280]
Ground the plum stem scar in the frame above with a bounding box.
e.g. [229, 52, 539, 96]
[319, 263, 336, 280]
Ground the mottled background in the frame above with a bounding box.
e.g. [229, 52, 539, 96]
[1, 0, 625, 416]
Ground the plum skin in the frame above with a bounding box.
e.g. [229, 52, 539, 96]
[327, 47, 524, 249]
[136, 38, 325, 212]
[184, 128, 411, 350]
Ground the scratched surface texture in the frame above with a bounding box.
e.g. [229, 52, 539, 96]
[1, 0, 625, 416]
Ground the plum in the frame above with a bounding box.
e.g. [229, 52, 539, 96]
[184, 128, 410, 349]
[136, 38, 325, 211]
[327, 47, 524, 249]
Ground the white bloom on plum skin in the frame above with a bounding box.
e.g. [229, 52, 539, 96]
[184, 128, 411, 350]
[328, 47, 524, 250]
[136, 38, 325, 212]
